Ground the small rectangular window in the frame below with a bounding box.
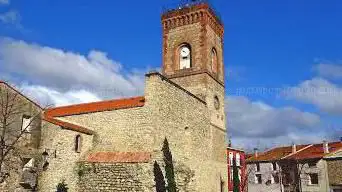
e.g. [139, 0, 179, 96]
[229, 153, 233, 166]
[236, 153, 241, 166]
[75, 135, 82, 153]
[22, 115, 32, 132]
[255, 174, 262, 184]
[272, 162, 277, 171]
[309, 173, 318, 185]
[308, 161, 317, 167]
[256, 163, 260, 172]
[230, 169, 233, 181]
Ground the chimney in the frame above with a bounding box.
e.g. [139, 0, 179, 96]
[292, 143, 297, 153]
[254, 148, 258, 158]
[323, 140, 329, 154]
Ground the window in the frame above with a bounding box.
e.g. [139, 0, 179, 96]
[238, 168, 241, 181]
[23, 158, 34, 171]
[230, 169, 233, 182]
[256, 163, 260, 172]
[272, 162, 277, 171]
[179, 44, 191, 69]
[236, 153, 241, 166]
[229, 152, 233, 166]
[214, 96, 220, 110]
[255, 174, 262, 184]
[273, 174, 280, 183]
[283, 172, 292, 185]
[75, 135, 81, 153]
[308, 161, 317, 167]
[211, 48, 218, 73]
[22, 115, 32, 132]
[309, 173, 318, 185]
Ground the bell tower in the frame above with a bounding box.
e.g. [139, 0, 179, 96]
[162, 2, 224, 83]
[161, 1, 225, 129]
[161, 1, 226, 163]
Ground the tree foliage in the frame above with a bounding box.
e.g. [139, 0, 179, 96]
[56, 180, 68, 192]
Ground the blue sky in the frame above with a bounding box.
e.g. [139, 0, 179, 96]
[1, 0, 342, 150]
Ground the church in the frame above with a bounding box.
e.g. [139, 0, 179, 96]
[18, 1, 228, 191]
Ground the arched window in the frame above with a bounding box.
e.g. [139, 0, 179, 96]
[211, 48, 218, 73]
[75, 135, 81, 153]
[178, 44, 191, 69]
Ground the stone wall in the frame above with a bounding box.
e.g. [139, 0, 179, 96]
[0, 82, 42, 192]
[37, 122, 93, 192]
[78, 162, 152, 192]
[57, 72, 227, 192]
[247, 162, 282, 192]
[327, 159, 342, 186]
[299, 160, 329, 192]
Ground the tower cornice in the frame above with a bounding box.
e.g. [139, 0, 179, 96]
[161, 3, 224, 39]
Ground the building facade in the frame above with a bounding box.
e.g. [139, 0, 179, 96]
[325, 149, 342, 192]
[246, 141, 342, 192]
[1, 2, 228, 192]
[227, 147, 247, 192]
[0, 81, 43, 192]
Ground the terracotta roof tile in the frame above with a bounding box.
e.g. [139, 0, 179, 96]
[86, 152, 151, 163]
[285, 142, 342, 160]
[44, 116, 94, 135]
[247, 144, 309, 162]
[45, 96, 145, 117]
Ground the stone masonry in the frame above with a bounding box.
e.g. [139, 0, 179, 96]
[3, 2, 228, 191]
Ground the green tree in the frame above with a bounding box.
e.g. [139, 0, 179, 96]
[233, 157, 240, 192]
[162, 138, 176, 192]
[56, 180, 68, 192]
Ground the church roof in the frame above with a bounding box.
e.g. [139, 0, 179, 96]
[45, 96, 145, 117]
[43, 115, 95, 135]
[43, 96, 145, 135]
[85, 152, 151, 163]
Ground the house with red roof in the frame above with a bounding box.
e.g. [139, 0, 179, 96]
[246, 140, 342, 192]
[227, 146, 247, 192]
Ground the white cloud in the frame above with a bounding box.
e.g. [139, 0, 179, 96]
[313, 63, 342, 79]
[21, 84, 101, 107]
[0, 10, 21, 27]
[0, 37, 146, 106]
[226, 96, 322, 150]
[285, 78, 342, 114]
[0, 0, 9, 5]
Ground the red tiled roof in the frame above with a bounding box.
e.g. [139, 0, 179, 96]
[285, 142, 342, 160]
[85, 152, 151, 163]
[247, 144, 309, 162]
[44, 116, 94, 135]
[0, 81, 42, 109]
[45, 96, 145, 117]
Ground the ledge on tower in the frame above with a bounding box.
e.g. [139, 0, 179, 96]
[162, 0, 222, 25]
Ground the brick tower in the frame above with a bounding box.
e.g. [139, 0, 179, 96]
[161, 1, 227, 190]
